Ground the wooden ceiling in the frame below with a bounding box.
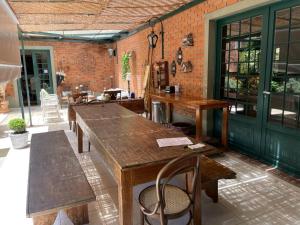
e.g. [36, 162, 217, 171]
[7, 0, 193, 32]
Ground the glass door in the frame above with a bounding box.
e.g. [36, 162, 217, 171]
[216, 8, 268, 156]
[20, 50, 53, 105]
[216, 0, 300, 175]
[32, 50, 53, 104]
[261, 1, 300, 172]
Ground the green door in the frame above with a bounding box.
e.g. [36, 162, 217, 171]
[216, 0, 300, 175]
[20, 50, 53, 105]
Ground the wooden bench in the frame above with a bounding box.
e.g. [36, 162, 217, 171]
[27, 130, 96, 225]
[201, 156, 236, 202]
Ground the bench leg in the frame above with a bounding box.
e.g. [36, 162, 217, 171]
[32, 204, 89, 225]
[77, 124, 83, 153]
[204, 181, 218, 203]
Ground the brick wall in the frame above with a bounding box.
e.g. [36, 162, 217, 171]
[115, 0, 239, 98]
[23, 41, 115, 94]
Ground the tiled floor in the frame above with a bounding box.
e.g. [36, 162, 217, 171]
[0, 107, 300, 225]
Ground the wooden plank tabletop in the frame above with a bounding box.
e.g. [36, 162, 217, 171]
[150, 92, 229, 109]
[27, 130, 95, 217]
[75, 103, 218, 170]
[73, 103, 137, 121]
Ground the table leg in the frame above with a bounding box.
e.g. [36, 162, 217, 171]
[194, 175, 202, 225]
[204, 181, 218, 203]
[118, 170, 133, 225]
[222, 106, 229, 148]
[166, 102, 172, 124]
[149, 96, 152, 120]
[195, 107, 202, 142]
[77, 124, 83, 153]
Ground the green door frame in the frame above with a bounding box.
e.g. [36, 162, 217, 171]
[215, 6, 270, 156]
[20, 49, 53, 105]
[31, 50, 53, 104]
[215, 0, 300, 175]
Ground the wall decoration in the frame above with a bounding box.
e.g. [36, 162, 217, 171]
[182, 33, 194, 47]
[152, 61, 169, 89]
[170, 60, 176, 77]
[176, 47, 183, 65]
[181, 61, 193, 73]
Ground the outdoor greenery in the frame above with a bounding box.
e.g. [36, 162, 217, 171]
[8, 118, 26, 134]
[121, 52, 131, 80]
[271, 78, 300, 94]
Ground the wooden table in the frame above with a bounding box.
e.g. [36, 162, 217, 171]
[150, 92, 229, 147]
[27, 131, 96, 225]
[74, 103, 234, 225]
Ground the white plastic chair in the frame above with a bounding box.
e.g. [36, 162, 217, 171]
[40, 89, 61, 121]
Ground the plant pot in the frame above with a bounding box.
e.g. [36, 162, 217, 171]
[9, 131, 29, 149]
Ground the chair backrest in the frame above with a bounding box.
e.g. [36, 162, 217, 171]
[155, 151, 201, 220]
[40, 89, 49, 101]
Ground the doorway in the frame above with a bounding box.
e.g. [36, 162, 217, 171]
[20, 50, 53, 105]
[215, 0, 300, 175]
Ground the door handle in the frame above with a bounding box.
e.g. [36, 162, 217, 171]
[263, 91, 271, 95]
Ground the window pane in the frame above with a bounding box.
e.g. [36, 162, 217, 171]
[287, 62, 300, 76]
[236, 103, 246, 115]
[269, 94, 284, 124]
[275, 28, 289, 43]
[239, 63, 248, 75]
[252, 16, 263, 33]
[273, 62, 287, 76]
[290, 28, 300, 42]
[291, 6, 300, 28]
[230, 40, 239, 50]
[231, 22, 240, 36]
[273, 44, 288, 61]
[240, 36, 250, 49]
[246, 104, 257, 117]
[288, 43, 300, 62]
[283, 95, 300, 128]
[230, 50, 239, 62]
[286, 77, 300, 94]
[271, 78, 285, 93]
[222, 24, 230, 37]
[229, 63, 238, 74]
[275, 8, 290, 29]
[239, 50, 249, 62]
[241, 18, 250, 35]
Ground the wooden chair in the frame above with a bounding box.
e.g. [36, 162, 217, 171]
[138, 151, 201, 225]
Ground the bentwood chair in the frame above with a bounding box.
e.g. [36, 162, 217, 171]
[138, 152, 201, 225]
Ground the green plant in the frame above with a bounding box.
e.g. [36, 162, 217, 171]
[8, 118, 26, 134]
[121, 52, 131, 80]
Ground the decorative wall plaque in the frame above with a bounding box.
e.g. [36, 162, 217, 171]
[182, 33, 194, 47]
[181, 61, 193, 73]
[176, 47, 183, 65]
[170, 60, 176, 77]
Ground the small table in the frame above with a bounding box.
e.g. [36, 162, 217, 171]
[150, 92, 229, 148]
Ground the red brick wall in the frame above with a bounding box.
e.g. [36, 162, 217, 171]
[24, 41, 115, 94]
[115, 0, 239, 98]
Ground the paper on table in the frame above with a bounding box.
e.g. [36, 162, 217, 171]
[157, 137, 193, 148]
[188, 143, 206, 150]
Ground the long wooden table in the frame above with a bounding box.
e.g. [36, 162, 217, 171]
[150, 92, 229, 147]
[75, 103, 234, 225]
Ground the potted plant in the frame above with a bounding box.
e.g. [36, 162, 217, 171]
[121, 52, 131, 95]
[121, 52, 131, 80]
[8, 118, 28, 149]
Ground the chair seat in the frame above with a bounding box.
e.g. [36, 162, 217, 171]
[139, 184, 191, 215]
